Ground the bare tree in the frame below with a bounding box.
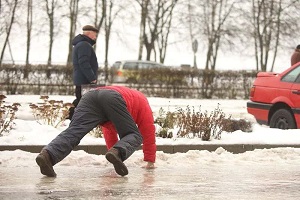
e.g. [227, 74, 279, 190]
[143, 0, 161, 61]
[103, 0, 109, 82]
[93, 0, 105, 51]
[156, 0, 178, 64]
[44, 0, 61, 66]
[202, 0, 236, 70]
[135, 0, 150, 60]
[25, 0, 32, 66]
[176, 0, 200, 68]
[180, 0, 238, 70]
[94, 0, 105, 31]
[103, 0, 123, 82]
[177, 0, 238, 98]
[0, 0, 19, 67]
[187, 1, 197, 67]
[23, 0, 33, 78]
[249, 0, 299, 72]
[66, 0, 80, 65]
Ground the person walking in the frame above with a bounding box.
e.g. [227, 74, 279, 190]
[68, 25, 99, 119]
[291, 44, 300, 66]
[36, 86, 156, 177]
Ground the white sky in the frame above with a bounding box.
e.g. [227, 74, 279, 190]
[1, 95, 300, 168]
[2, 3, 294, 73]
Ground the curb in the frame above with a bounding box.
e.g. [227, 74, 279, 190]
[1, 144, 300, 154]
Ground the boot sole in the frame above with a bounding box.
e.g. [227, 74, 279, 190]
[36, 155, 56, 177]
[105, 152, 128, 176]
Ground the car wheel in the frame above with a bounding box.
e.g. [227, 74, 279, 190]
[269, 109, 296, 129]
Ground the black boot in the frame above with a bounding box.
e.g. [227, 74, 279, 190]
[36, 149, 57, 177]
[105, 148, 128, 176]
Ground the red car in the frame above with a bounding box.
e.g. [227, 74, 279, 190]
[247, 62, 300, 129]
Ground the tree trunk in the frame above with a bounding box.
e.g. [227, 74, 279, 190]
[0, 0, 18, 67]
[137, 0, 149, 60]
[25, 0, 33, 78]
[66, 0, 79, 65]
[93, 0, 105, 51]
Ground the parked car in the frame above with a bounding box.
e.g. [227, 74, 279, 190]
[247, 62, 300, 129]
[110, 60, 164, 83]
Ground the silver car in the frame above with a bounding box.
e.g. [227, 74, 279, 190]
[111, 60, 164, 83]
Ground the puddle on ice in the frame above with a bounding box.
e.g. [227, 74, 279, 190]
[0, 162, 299, 200]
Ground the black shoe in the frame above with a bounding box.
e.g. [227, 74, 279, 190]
[105, 148, 128, 176]
[36, 149, 57, 177]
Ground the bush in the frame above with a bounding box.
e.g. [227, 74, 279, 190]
[0, 95, 20, 136]
[221, 118, 252, 133]
[3, 95, 252, 140]
[29, 96, 73, 128]
[155, 105, 253, 141]
[29, 96, 103, 137]
[154, 108, 177, 138]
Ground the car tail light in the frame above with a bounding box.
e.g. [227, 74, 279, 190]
[250, 86, 255, 98]
[116, 70, 123, 77]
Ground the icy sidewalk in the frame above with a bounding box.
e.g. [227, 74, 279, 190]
[1, 162, 299, 199]
[1, 149, 300, 199]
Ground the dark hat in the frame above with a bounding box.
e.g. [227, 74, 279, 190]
[82, 25, 99, 33]
[296, 45, 300, 49]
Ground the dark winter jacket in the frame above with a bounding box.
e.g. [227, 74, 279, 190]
[72, 34, 98, 86]
[99, 86, 157, 163]
[291, 49, 300, 66]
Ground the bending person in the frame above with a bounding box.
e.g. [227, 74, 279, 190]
[36, 86, 156, 177]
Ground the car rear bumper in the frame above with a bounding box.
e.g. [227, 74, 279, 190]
[247, 101, 272, 110]
[292, 108, 300, 129]
[247, 101, 272, 125]
[247, 101, 300, 128]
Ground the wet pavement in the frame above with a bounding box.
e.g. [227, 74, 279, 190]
[1, 162, 299, 199]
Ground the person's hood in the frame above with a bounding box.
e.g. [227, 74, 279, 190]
[72, 34, 96, 46]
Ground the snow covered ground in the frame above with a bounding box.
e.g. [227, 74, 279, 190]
[1, 95, 300, 146]
[1, 94, 300, 166]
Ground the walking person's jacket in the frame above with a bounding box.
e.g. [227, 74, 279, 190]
[72, 34, 98, 86]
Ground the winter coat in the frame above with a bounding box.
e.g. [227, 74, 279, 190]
[291, 49, 300, 66]
[100, 86, 156, 163]
[72, 34, 98, 86]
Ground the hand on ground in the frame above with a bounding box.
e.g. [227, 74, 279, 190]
[142, 162, 155, 169]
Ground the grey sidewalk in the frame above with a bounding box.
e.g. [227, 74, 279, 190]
[2, 157, 299, 200]
[1, 144, 300, 154]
